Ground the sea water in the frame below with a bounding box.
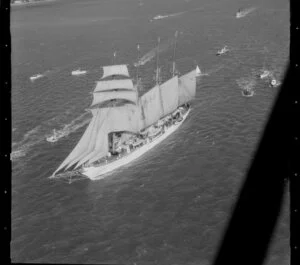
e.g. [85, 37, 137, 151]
[11, 0, 289, 263]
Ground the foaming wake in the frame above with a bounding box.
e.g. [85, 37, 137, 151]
[11, 125, 44, 162]
[11, 112, 91, 161]
[151, 11, 186, 21]
[236, 76, 256, 97]
[134, 37, 176, 67]
[236, 7, 257, 19]
[150, 7, 203, 22]
[46, 113, 91, 143]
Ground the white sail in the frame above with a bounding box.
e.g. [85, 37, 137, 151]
[73, 110, 103, 168]
[196, 65, 201, 75]
[108, 104, 143, 133]
[91, 90, 137, 107]
[178, 69, 196, 106]
[52, 109, 99, 174]
[65, 110, 101, 170]
[75, 108, 111, 168]
[76, 104, 142, 167]
[94, 79, 135, 92]
[102, 65, 130, 79]
[140, 85, 164, 128]
[160, 75, 179, 116]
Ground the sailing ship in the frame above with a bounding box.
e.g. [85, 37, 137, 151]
[51, 33, 197, 181]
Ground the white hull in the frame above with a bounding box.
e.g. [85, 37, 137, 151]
[259, 70, 271, 79]
[82, 108, 191, 180]
[30, 74, 43, 81]
[71, 70, 87, 76]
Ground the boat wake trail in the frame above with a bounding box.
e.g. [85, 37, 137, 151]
[46, 112, 91, 143]
[134, 38, 175, 67]
[236, 7, 257, 19]
[11, 125, 44, 161]
[150, 7, 203, 22]
[151, 11, 186, 21]
[11, 112, 91, 162]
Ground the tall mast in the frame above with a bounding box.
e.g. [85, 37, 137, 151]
[136, 44, 140, 82]
[136, 44, 140, 101]
[156, 37, 160, 85]
[172, 31, 178, 77]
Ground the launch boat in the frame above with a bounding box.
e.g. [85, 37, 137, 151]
[51, 34, 197, 181]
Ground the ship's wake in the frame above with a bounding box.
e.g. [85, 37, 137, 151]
[150, 7, 203, 22]
[46, 113, 91, 143]
[11, 112, 91, 162]
[151, 11, 186, 21]
[134, 37, 177, 67]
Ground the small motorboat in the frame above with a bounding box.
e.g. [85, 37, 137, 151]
[259, 70, 271, 79]
[216, 46, 229, 56]
[30, 74, 43, 81]
[46, 129, 65, 143]
[71, 69, 87, 76]
[242, 88, 254, 97]
[269, 78, 280, 88]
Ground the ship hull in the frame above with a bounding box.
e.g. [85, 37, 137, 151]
[81, 107, 191, 180]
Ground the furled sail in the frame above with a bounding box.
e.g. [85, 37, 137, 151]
[160, 75, 179, 116]
[52, 109, 99, 174]
[94, 79, 135, 92]
[140, 85, 164, 128]
[102, 64, 130, 79]
[178, 69, 196, 106]
[91, 90, 137, 107]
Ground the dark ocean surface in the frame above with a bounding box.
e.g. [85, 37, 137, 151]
[11, 0, 289, 264]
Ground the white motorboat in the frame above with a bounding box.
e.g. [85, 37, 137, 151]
[30, 74, 43, 81]
[259, 70, 271, 79]
[46, 129, 65, 143]
[71, 69, 87, 76]
[216, 46, 229, 56]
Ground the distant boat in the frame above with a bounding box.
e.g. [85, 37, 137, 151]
[242, 88, 254, 97]
[153, 15, 168, 20]
[236, 9, 244, 18]
[216, 46, 229, 56]
[270, 78, 280, 88]
[259, 70, 271, 79]
[236, 7, 256, 19]
[30, 74, 43, 81]
[46, 129, 65, 143]
[71, 69, 87, 76]
[196, 65, 201, 76]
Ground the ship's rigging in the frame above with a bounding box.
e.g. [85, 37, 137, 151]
[52, 32, 197, 179]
